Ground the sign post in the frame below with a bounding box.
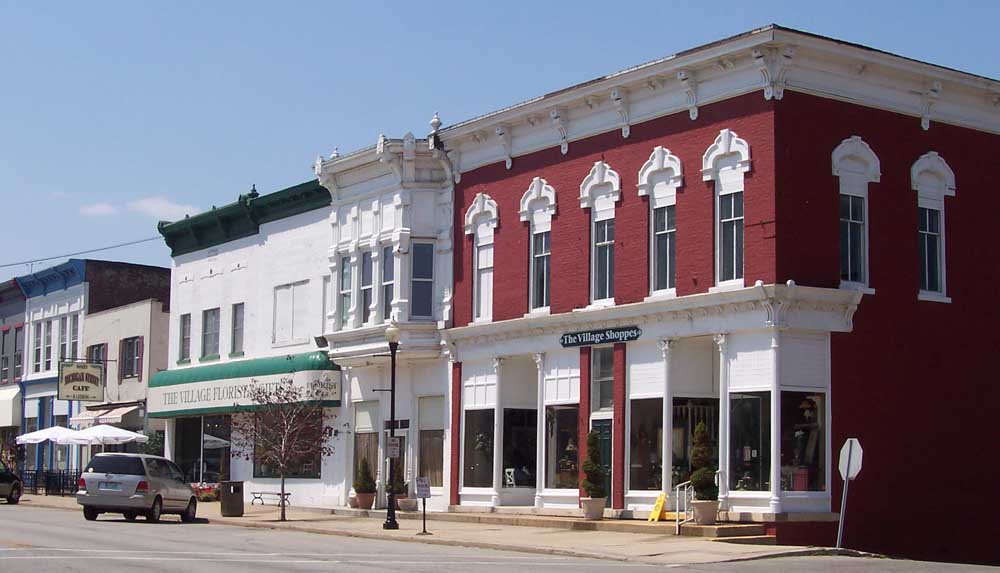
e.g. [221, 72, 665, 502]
[387, 437, 400, 459]
[415, 476, 432, 535]
[836, 437, 863, 549]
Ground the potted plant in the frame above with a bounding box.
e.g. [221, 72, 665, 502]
[580, 430, 607, 520]
[353, 457, 377, 510]
[688, 421, 720, 525]
[390, 466, 417, 511]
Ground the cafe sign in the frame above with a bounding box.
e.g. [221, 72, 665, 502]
[559, 326, 642, 348]
[58, 362, 105, 402]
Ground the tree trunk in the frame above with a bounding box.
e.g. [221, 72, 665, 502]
[280, 473, 286, 522]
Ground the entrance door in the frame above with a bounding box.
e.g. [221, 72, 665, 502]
[591, 419, 612, 507]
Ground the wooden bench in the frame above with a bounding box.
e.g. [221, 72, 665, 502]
[250, 491, 291, 507]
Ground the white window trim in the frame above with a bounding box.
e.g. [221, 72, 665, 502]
[360, 250, 374, 325]
[639, 146, 683, 299]
[465, 192, 499, 324]
[410, 241, 437, 320]
[580, 161, 621, 306]
[702, 129, 750, 291]
[521, 177, 557, 313]
[911, 151, 955, 303]
[832, 135, 881, 294]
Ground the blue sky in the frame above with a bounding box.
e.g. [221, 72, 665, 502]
[2, 1, 997, 282]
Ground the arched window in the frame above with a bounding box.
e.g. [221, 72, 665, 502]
[702, 129, 751, 290]
[465, 192, 499, 321]
[911, 152, 955, 302]
[638, 147, 683, 296]
[832, 136, 880, 291]
[580, 161, 621, 304]
[520, 177, 557, 312]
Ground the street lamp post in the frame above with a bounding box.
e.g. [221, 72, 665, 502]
[383, 321, 401, 530]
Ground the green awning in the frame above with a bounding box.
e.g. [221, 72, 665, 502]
[149, 351, 339, 388]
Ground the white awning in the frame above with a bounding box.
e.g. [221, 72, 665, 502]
[70, 408, 108, 429]
[96, 405, 139, 426]
[0, 385, 21, 428]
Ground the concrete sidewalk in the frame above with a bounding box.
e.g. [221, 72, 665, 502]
[15, 494, 843, 565]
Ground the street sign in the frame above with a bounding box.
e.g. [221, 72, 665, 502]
[387, 437, 400, 459]
[838, 438, 863, 481]
[415, 476, 431, 499]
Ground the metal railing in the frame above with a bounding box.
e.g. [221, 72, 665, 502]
[18, 470, 81, 497]
[674, 470, 724, 535]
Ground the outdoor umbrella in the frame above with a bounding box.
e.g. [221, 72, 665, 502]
[16, 425, 79, 445]
[68, 424, 149, 446]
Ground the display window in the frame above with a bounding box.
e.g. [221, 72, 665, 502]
[545, 405, 579, 489]
[502, 409, 536, 487]
[729, 392, 770, 491]
[628, 398, 662, 491]
[463, 409, 494, 487]
[780, 392, 826, 492]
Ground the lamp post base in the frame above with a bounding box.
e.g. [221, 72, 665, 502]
[382, 521, 399, 530]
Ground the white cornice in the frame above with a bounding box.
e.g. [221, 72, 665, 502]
[436, 27, 1000, 176]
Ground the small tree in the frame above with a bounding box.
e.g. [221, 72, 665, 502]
[388, 462, 407, 496]
[354, 457, 376, 494]
[580, 430, 606, 499]
[230, 375, 339, 521]
[689, 421, 718, 501]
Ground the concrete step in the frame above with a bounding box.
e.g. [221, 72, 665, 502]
[710, 535, 778, 545]
[679, 523, 767, 537]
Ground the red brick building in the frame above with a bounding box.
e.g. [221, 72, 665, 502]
[434, 25, 999, 564]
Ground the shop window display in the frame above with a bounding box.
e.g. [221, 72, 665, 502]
[174, 415, 232, 483]
[671, 398, 718, 485]
[729, 392, 770, 491]
[628, 398, 662, 490]
[780, 392, 826, 492]
[502, 409, 536, 487]
[545, 405, 579, 489]
[254, 410, 321, 479]
[463, 409, 494, 488]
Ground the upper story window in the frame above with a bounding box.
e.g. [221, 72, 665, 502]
[44, 319, 52, 370]
[179, 314, 191, 361]
[87, 343, 106, 368]
[1, 330, 9, 382]
[273, 280, 309, 344]
[520, 177, 557, 312]
[911, 152, 956, 302]
[70, 314, 79, 359]
[121, 336, 141, 379]
[832, 136, 880, 291]
[382, 245, 394, 321]
[360, 251, 374, 324]
[592, 347, 614, 411]
[465, 192, 499, 322]
[702, 129, 751, 289]
[201, 308, 220, 358]
[231, 303, 245, 355]
[339, 256, 352, 328]
[411, 243, 435, 319]
[638, 147, 683, 295]
[13, 326, 22, 379]
[579, 161, 621, 304]
[59, 316, 68, 360]
[33, 322, 42, 373]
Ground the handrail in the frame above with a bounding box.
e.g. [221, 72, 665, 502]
[674, 479, 693, 535]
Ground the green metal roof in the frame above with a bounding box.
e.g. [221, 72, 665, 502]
[149, 351, 340, 388]
[157, 179, 331, 256]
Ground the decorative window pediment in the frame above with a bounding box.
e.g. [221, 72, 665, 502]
[832, 136, 881, 184]
[579, 161, 621, 219]
[464, 192, 499, 236]
[638, 146, 683, 208]
[519, 177, 557, 231]
[702, 129, 751, 182]
[911, 151, 955, 198]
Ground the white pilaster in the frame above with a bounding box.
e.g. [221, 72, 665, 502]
[533, 352, 545, 508]
[370, 243, 382, 325]
[491, 356, 503, 506]
[163, 418, 175, 461]
[658, 339, 674, 504]
[714, 334, 730, 510]
[769, 328, 782, 513]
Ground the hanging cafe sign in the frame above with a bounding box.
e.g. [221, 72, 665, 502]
[58, 361, 106, 402]
[559, 326, 642, 348]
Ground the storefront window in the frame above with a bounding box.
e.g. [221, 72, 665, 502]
[781, 392, 826, 492]
[463, 409, 493, 488]
[174, 417, 202, 481]
[54, 414, 68, 470]
[354, 432, 379, 488]
[545, 405, 578, 489]
[502, 409, 536, 488]
[672, 398, 718, 484]
[729, 392, 770, 491]
[592, 348, 614, 411]
[419, 430, 443, 487]
[629, 398, 662, 491]
[254, 410, 321, 479]
[174, 415, 232, 483]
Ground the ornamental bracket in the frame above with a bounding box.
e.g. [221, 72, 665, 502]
[610, 87, 630, 138]
[677, 70, 698, 120]
[921, 81, 942, 131]
[752, 46, 795, 101]
[550, 108, 569, 155]
[496, 124, 513, 169]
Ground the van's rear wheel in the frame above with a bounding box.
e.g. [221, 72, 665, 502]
[146, 497, 162, 523]
[181, 498, 197, 523]
[83, 506, 98, 521]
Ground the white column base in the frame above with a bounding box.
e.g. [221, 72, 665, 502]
[534, 494, 543, 508]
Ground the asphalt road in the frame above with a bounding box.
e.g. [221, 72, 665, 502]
[0, 505, 994, 572]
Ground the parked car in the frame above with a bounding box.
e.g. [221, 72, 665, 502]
[0, 459, 22, 504]
[76, 453, 196, 522]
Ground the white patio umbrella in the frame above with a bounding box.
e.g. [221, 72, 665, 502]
[68, 424, 149, 446]
[16, 425, 79, 445]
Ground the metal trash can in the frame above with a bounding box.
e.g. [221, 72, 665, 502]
[220, 481, 244, 517]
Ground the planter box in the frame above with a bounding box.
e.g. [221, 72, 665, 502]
[581, 497, 606, 520]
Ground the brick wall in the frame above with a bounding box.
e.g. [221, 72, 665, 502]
[84, 260, 170, 314]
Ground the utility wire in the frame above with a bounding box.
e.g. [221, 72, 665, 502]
[0, 236, 163, 269]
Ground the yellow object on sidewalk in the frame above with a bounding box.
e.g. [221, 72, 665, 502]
[648, 492, 667, 522]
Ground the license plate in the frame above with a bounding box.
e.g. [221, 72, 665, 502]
[98, 481, 121, 491]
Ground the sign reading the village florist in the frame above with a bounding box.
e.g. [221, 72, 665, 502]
[559, 326, 642, 348]
[149, 370, 341, 417]
[58, 362, 105, 402]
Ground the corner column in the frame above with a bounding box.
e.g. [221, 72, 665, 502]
[577, 347, 591, 502]
[658, 339, 674, 504]
[533, 353, 546, 508]
[163, 418, 176, 461]
[714, 334, 730, 510]
[769, 328, 782, 513]
[612, 343, 626, 510]
[491, 357, 504, 506]
[449, 361, 462, 506]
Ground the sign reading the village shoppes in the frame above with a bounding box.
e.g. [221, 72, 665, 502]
[559, 326, 642, 348]
[58, 361, 105, 402]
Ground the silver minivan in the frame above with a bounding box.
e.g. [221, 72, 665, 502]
[76, 453, 197, 522]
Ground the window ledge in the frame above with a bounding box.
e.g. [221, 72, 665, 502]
[580, 299, 615, 312]
[523, 306, 551, 318]
[918, 291, 951, 304]
[471, 317, 493, 325]
[199, 354, 220, 363]
[176, 358, 191, 366]
[644, 289, 676, 303]
[228, 351, 245, 358]
[839, 281, 875, 295]
[271, 339, 309, 349]
[708, 280, 745, 294]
